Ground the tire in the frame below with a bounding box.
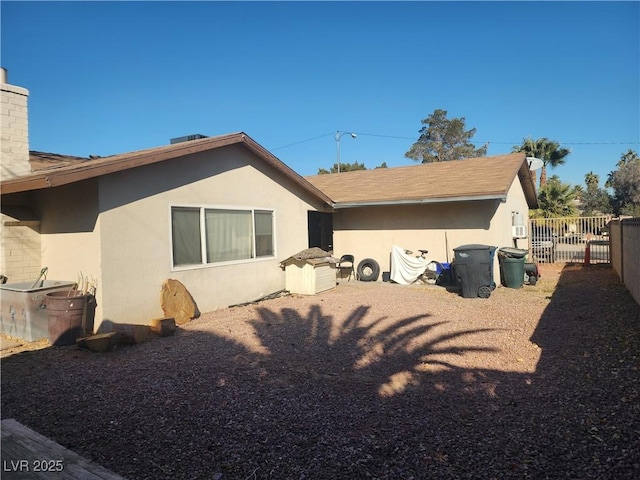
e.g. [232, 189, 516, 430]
[529, 275, 538, 286]
[478, 285, 492, 298]
[357, 258, 380, 282]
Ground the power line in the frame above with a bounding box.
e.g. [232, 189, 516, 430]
[357, 132, 639, 146]
[270, 132, 334, 151]
[269, 130, 639, 151]
[352, 132, 415, 140]
[477, 141, 639, 146]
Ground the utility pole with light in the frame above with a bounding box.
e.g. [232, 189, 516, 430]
[334, 131, 357, 173]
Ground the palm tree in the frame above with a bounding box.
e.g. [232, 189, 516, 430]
[537, 178, 578, 218]
[512, 137, 571, 188]
[584, 171, 599, 189]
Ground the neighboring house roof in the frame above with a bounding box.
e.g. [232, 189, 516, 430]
[306, 152, 538, 209]
[29, 151, 91, 171]
[1, 133, 333, 207]
[29, 150, 93, 172]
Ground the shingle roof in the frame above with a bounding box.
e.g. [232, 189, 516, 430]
[29, 151, 91, 171]
[306, 152, 538, 209]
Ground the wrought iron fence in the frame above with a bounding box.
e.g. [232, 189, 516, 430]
[528, 216, 612, 264]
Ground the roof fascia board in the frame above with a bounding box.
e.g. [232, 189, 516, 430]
[333, 194, 507, 209]
[518, 160, 539, 209]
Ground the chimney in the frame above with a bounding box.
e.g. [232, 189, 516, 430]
[1, 68, 31, 181]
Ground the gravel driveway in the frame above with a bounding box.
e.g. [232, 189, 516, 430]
[1, 264, 639, 479]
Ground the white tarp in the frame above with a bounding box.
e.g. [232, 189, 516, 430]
[390, 245, 431, 285]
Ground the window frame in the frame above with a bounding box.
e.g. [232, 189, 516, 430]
[170, 204, 276, 271]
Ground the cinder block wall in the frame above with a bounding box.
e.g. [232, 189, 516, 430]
[1, 73, 31, 181]
[1, 70, 38, 283]
[0, 217, 42, 283]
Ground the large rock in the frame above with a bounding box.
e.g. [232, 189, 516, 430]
[160, 279, 199, 325]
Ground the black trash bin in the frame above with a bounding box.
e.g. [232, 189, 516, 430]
[453, 244, 497, 298]
[498, 247, 527, 289]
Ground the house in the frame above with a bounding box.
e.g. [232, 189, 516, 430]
[306, 153, 538, 283]
[1, 69, 538, 336]
[1, 73, 332, 332]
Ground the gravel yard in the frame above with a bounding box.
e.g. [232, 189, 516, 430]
[1, 263, 639, 479]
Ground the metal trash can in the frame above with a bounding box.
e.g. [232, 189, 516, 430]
[498, 247, 527, 289]
[45, 291, 95, 346]
[453, 244, 497, 298]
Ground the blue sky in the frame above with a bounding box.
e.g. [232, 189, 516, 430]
[2, 1, 638, 188]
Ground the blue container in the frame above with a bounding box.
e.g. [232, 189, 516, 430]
[436, 262, 450, 274]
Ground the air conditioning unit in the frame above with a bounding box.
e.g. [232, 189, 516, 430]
[512, 225, 527, 238]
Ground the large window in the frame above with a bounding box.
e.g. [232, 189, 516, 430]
[172, 206, 274, 267]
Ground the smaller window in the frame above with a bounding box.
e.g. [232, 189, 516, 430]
[254, 210, 274, 257]
[172, 207, 202, 266]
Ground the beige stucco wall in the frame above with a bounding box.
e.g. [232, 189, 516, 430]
[332, 177, 530, 285]
[496, 176, 531, 252]
[92, 145, 325, 329]
[36, 179, 103, 324]
[29, 145, 325, 331]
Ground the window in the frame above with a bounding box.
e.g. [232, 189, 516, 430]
[171, 206, 274, 267]
[254, 210, 274, 257]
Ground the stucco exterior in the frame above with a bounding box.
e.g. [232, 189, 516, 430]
[5, 143, 329, 332]
[331, 176, 531, 284]
[2, 117, 535, 337]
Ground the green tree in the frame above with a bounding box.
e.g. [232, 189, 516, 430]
[533, 176, 579, 218]
[580, 171, 612, 216]
[512, 137, 571, 188]
[606, 149, 640, 216]
[617, 149, 639, 167]
[405, 109, 487, 163]
[317, 161, 367, 175]
[584, 171, 599, 189]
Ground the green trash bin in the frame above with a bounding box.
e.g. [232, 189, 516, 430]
[498, 248, 526, 289]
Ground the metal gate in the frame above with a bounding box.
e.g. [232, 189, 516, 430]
[529, 216, 612, 264]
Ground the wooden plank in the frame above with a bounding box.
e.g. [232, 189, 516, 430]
[1, 419, 126, 479]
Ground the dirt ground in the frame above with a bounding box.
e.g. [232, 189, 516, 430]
[0, 263, 561, 359]
[1, 263, 639, 479]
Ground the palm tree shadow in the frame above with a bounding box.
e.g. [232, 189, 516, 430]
[250, 303, 499, 398]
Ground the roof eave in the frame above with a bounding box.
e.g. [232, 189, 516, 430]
[333, 194, 508, 209]
[517, 160, 539, 209]
[0, 133, 333, 208]
[0, 134, 245, 195]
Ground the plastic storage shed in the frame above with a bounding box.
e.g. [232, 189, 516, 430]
[281, 248, 336, 295]
[453, 244, 497, 298]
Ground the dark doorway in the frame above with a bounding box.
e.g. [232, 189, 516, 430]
[308, 211, 333, 252]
